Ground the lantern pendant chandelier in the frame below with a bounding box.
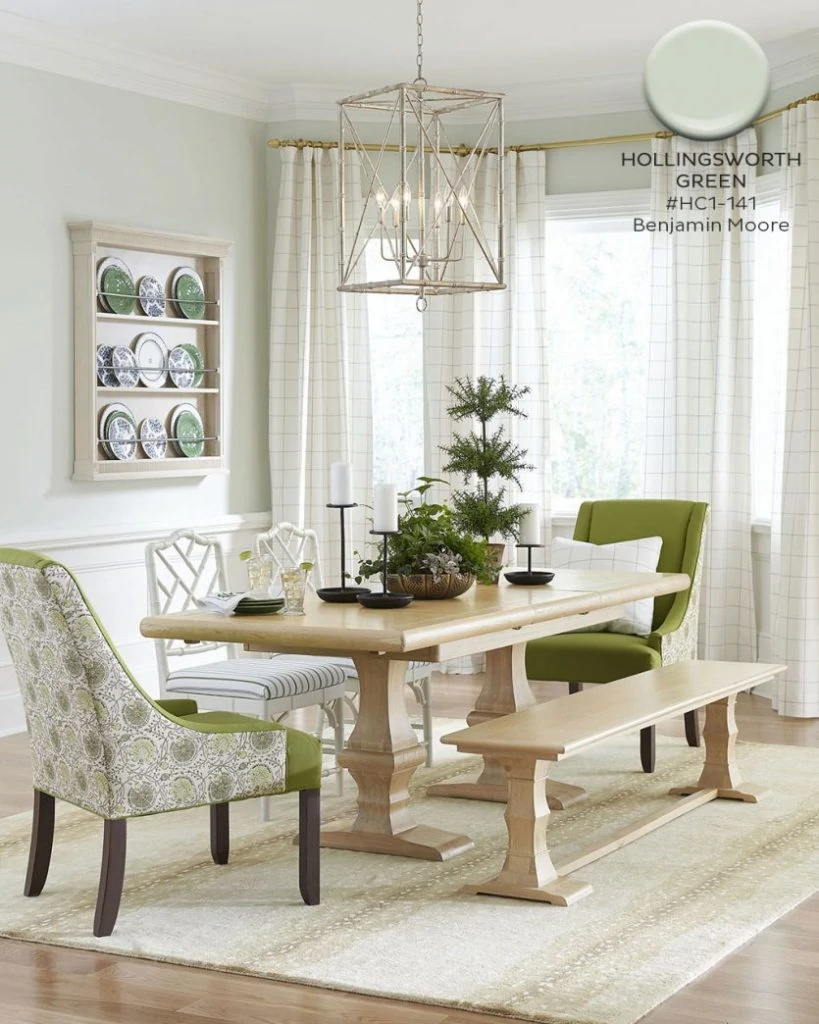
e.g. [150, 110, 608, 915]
[337, 0, 506, 311]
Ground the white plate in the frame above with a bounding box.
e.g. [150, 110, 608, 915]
[111, 345, 139, 388]
[134, 332, 168, 389]
[138, 275, 166, 318]
[168, 345, 195, 388]
[96, 257, 132, 313]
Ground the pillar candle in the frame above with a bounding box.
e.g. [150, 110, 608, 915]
[373, 484, 398, 532]
[518, 504, 541, 545]
[330, 462, 353, 505]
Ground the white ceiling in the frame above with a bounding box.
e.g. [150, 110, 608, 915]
[1, 1, 818, 121]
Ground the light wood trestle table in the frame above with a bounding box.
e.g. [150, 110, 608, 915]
[140, 569, 689, 861]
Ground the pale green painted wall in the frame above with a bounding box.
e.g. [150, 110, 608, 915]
[0, 62, 270, 540]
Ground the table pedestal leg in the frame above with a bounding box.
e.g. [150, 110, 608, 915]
[427, 645, 586, 810]
[320, 653, 474, 860]
[670, 695, 770, 803]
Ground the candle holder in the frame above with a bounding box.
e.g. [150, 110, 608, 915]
[357, 531, 414, 609]
[504, 544, 554, 586]
[316, 503, 371, 603]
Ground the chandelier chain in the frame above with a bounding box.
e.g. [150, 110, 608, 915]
[415, 0, 426, 85]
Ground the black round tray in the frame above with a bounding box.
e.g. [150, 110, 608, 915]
[317, 586, 371, 604]
[504, 570, 555, 586]
[357, 592, 414, 609]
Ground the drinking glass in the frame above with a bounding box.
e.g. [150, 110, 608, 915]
[245, 554, 273, 597]
[279, 566, 307, 615]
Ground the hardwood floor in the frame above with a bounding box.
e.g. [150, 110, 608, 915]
[1, 677, 817, 1024]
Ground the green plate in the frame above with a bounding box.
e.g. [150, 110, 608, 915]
[174, 270, 206, 320]
[101, 266, 135, 315]
[175, 409, 205, 458]
[233, 598, 284, 615]
[181, 343, 204, 388]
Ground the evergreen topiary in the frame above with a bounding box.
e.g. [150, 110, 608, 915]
[439, 375, 533, 543]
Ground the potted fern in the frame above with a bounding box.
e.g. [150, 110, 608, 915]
[439, 375, 533, 581]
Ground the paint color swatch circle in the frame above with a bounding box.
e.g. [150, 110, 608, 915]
[644, 21, 769, 140]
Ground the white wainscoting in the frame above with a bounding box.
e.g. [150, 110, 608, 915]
[0, 513, 271, 737]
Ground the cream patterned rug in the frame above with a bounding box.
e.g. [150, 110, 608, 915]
[1, 731, 818, 1024]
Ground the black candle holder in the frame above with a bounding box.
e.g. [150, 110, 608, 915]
[357, 530, 414, 609]
[316, 503, 371, 603]
[504, 544, 554, 586]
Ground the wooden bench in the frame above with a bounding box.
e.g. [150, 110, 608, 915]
[441, 660, 786, 906]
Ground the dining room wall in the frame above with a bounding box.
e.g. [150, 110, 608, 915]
[0, 60, 271, 734]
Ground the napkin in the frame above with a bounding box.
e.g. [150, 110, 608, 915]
[195, 592, 268, 615]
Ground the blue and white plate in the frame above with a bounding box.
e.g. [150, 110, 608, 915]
[98, 403, 136, 459]
[111, 345, 139, 388]
[168, 345, 195, 388]
[106, 414, 138, 461]
[138, 275, 166, 318]
[96, 345, 118, 388]
[139, 417, 168, 460]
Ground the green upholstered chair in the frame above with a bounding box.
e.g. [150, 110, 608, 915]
[525, 500, 708, 773]
[0, 549, 322, 937]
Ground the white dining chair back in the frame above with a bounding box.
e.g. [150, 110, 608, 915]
[254, 522, 324, 591]
[145, 529, 240, 692]
[254, 520, 437, 766]
[145, 528, 350, 803]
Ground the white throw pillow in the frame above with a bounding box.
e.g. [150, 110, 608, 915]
[551, 535, 664, 636]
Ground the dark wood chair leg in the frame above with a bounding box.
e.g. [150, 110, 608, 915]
[24, 789, 55, 897]
[210, 803, 229, 865]
[568, 682, 584, 695]
[298, 788, 320, 906]
[94, 819, 126, 938]
[640, 725, 656, 773]
[684, 709, 701, 747]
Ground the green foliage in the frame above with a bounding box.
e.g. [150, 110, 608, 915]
[449, 489, 522, 540]
[356, 478, 494, 584]
[439, 375, 534, 541]
[445, 376, 529, 423]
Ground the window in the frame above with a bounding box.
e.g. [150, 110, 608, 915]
[751, 189, 789, 522]
[365, 240, 425, 491]
[544, 204, 652, 511]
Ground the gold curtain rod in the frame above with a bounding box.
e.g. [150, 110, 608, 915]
[267, 91, 819, 155]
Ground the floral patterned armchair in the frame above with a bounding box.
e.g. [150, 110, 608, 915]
[0, 548, 322, 936]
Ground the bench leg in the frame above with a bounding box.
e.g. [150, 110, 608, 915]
[462, 756, 593, 906]
[670, 694, 769, 803]
[428, 646, 587, 811]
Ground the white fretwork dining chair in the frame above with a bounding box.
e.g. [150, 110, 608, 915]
[255, 522, 436, 765]
[145, 529, 348, 807]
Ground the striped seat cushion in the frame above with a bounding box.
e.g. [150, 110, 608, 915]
[166, 656, 346, 701]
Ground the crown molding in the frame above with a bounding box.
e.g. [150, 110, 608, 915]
[1, 12, 817, 127]
[0, 11, 270, 122]
[764, 30, 819, 91]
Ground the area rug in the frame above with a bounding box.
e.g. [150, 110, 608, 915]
[1, 732, 817, 1024]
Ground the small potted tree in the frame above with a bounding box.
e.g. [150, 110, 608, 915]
[439, 375, 533, 581]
